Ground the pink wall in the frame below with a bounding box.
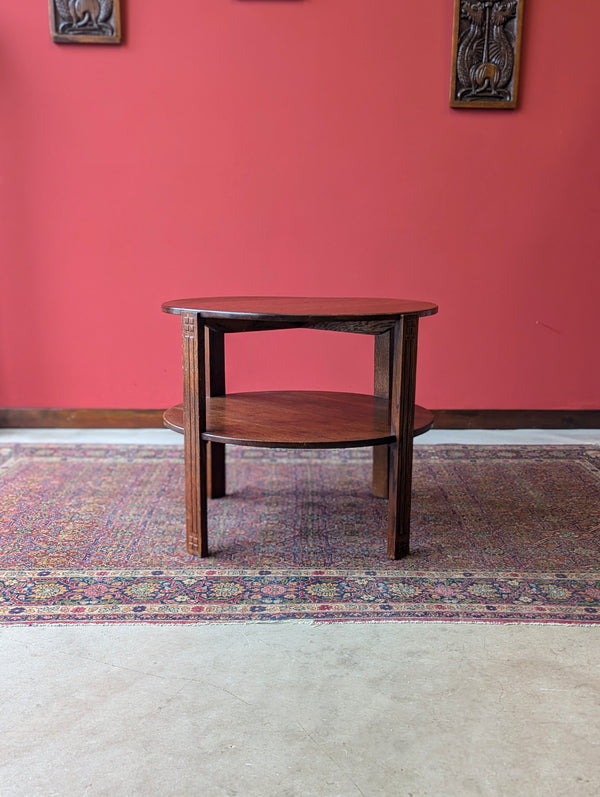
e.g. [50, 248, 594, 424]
[1, 1, 599, 410]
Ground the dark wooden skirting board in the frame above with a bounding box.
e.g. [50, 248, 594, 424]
[1, 408, 599, 430]
[0, 408, 164, 429]
[432, 410, 600, 430]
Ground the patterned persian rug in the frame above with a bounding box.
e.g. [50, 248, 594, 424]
[1, 444, 599, 624]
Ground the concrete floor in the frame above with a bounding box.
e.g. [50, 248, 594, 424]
[1, 429, 600, 797]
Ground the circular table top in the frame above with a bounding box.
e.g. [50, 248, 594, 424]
[162, 296, 438, 321]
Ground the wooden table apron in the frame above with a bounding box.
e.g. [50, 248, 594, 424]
[163, 299, 437, 560]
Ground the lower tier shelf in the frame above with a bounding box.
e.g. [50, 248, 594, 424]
[163, 391, 434, 449]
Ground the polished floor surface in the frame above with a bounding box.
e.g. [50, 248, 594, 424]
[1, 428, 599, 797]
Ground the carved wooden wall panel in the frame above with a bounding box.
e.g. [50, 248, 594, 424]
[450, 0, 524, 109]
[49, 0, 122, 45]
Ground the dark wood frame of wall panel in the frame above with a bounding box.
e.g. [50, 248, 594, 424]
[48, 0, 122, 44]
[450, 0, 525, 109]
[1, 408, 599, 430]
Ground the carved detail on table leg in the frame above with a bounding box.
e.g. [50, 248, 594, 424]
[373, 330, 393, 498]
[205, 329, 226, 499]
[387, 317, 419, 559]
[182, 313, 208, 557]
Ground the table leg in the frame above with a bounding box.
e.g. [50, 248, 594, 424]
[182, 313, 208, 557]
[205, 328, 226, 499]
[387, 316, 419, 559]
[373, 330, 392, 498]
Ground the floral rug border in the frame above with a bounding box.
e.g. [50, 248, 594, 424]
[2, 568, 599, 624]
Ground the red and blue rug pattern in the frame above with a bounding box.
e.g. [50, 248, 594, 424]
[1, 444, 599, 624]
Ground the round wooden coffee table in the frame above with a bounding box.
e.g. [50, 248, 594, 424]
[162, 297, 438, 559]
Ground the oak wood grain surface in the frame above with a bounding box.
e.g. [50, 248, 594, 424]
[163, 393, 434, 448]
[162, 296, 438, 322]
